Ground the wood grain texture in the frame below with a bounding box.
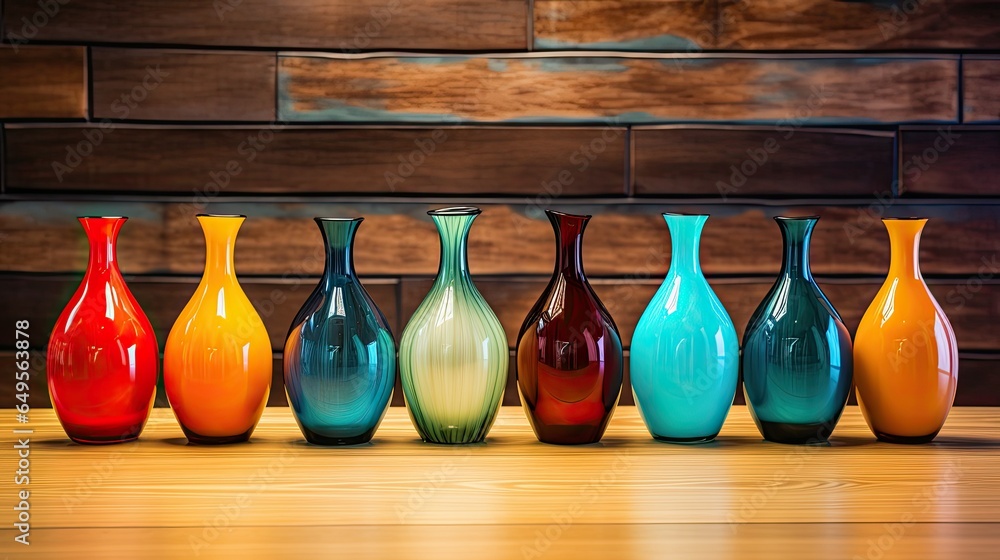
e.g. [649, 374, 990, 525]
[633, 127, 895, 197]
[0, 275, 400, 352]
[1, 0, 527, 50]
[534, 0, 715, 50]
[401, 278, 1000, 353]
[899, 128, 1000, 196]
[718, 0, 1000, 51]
[963, 57, 1000, 124]
[1, 407, 998, 536]
[0, 46, 87, 119]
[3, 523, 998, 560]
[3, 126, 627, 195]
[1, 202, 997, 277]
[91, 49, 276, 121]
[279, 55, 958, 124]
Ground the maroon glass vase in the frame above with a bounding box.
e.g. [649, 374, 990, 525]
[516, 210, 624, 444]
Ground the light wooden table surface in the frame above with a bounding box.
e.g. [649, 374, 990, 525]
[1, 406, 998, 559]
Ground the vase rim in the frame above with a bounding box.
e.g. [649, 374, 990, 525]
[428, 206, 481, 216]
[78, 215, 126, 219]
[315, 217, 363, 222]
[196, 213, 247, 218]
[545, 209, 592, 220]
[662, 212, 708, 218]
[882, 217, 927, 221]
[774, 215, 820, 221]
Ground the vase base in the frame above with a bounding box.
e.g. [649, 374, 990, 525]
[759, 420, 833, 445]
[182, 427, 254, 445]
[653, 433, 719, 444]
[68, 433, 140, 445]
[875, 430, 941, 445]
[534, 424, 608, 445]
[303, 431, 375, 446]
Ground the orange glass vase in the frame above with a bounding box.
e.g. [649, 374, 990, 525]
[164, 215, 272, 444]
[854, 218, 958, 444]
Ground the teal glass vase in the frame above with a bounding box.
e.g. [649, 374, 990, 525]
[283, 218, 396, 445]
[741, 216, 853, 444]
[399, 207, 508, 444]
[631, 213, 739, 443]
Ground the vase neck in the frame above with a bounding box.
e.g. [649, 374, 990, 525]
[548, 211, 589, 280]
[432, 212, 476, 280]
[317, 219, 361, 284]
[885, 219, 926, 280]
[80, 217, 125, 275]
[664, 214, 706, 276]
[776, 218, 816, 281]
[198, 215, 243, 279]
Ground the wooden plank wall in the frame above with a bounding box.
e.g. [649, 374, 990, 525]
[1, 0, 999, 407]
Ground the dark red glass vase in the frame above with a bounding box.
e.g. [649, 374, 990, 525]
[47, 217, 158, 444]
[516, 210, 624, 444]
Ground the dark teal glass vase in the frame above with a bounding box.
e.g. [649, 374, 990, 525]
[283, 218, 396, 445]
[741, 216, 853, 444]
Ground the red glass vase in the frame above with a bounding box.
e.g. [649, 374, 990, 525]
[516, 211, 624, 444]
[47, 217, 158, 444]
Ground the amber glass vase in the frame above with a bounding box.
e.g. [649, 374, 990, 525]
[47, 217, 158, 444]
[516, 211, 623, 444]
[164, 215, 272, 444]
[854, 218, 958, 443]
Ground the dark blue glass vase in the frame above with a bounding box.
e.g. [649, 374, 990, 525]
[283, 218, 396, 445]
[741, 216, 853, 444]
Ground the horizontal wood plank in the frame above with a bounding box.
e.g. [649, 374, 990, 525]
[4, 523, 998, 560]
[3, 407, 999, 530]
[718, 0, 1000, 51]
[0, 275, 400, 352]
[534, 0, 1000, 51]
[963, 57, 1000, 124]
[899, 128, 1000, 196]
[1, 0, 527, 50]
[633, 127, 895, 197]
[3, 126, 626, 195]
[91, 49, 276, 121]
[533, 0, 715, 50]
[279, 55, 958, 124]
[1, 202, 996, 277]
[0, 46, 87, 119]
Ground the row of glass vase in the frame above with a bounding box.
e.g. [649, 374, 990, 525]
[46, 209, 958, 447]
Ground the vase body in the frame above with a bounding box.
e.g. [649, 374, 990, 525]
[164, 215, 272, 444]
[46, 217, 158, 444]
[631, 214, 738, 443]
[399, 207, 507, 444]
[854, 219, 958, 443]
[284, 218, 396, 445]
[741, 217, 853, 444]
[516, 211, 622, 444]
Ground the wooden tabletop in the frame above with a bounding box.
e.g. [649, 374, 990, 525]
[2, 406, 998, 559]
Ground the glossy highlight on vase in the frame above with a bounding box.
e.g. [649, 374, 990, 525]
[854, 218, 958, 444]
[46, 217, 159, 444]
[164, 214, 272, 444]
[631, 214, 738, 444]
[399, 207, 508, 444]
[284, 218, 396, 445]
[741, 216, 853, 444]
[516, 210, 623, 445]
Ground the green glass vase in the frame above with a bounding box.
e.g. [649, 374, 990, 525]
[399, 207, 508, 444]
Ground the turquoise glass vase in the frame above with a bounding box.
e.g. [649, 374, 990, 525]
[631, 213, 739, 443]
[399, 207, 508, 444]
[741, 216, 853, 444]
[283, 218, 396, 445]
